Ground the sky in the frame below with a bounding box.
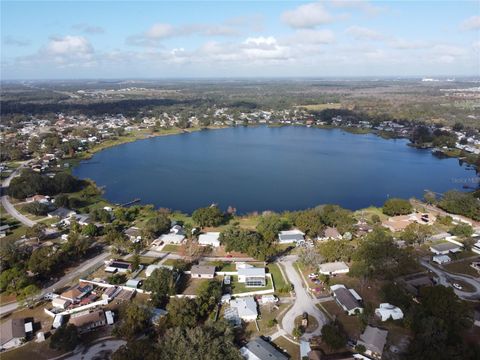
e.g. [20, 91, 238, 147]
[1, 0, 479, 79]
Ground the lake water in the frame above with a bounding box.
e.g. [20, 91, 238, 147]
[73, 126, 477, 213]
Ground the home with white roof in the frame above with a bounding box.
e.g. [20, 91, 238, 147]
[238, 267, 266, 287]
[319, 261, 350, 275]
[198, 232, 221, 247]
[330, 284, 363, 315]
[375, 303, 404, 321]
[278, 229, 305, 244]
[228, 296, 258, 322]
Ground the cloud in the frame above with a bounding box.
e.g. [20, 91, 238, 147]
[72, 23, 105, 34]
[3, 36, 30, 46]
[388, 38, 429, 50]
[330, 0, 385, 16]
[45, 35, 93, 56]
[460, 15, 480, 31]
[345, 26, 384, 40]
[281, 2, 333, 28]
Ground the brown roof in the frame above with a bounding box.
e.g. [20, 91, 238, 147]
[61, 288, 82, 301]
[69, 310, 105, 328]
[0, 319, 25, 345]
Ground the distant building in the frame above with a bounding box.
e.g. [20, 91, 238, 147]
[238, 267, 266, 287]
[240, 337, 288, 360]
[433, 254, 451, 264]
[125, 227, 142, 243]
[430, 242, 462, 255]
[319, 261, 350, 275]
[357, 326, 388, 359]
[375, 303, 404, 321]
[198, 232, 221, 247]
[330, 284, 363, 315]
[318, 227, 342, 241]
[154, 233, 185, 245]
[47, 207, 76, 219]
[191, 265, 216, 279]
[105, 259, 132, 273]
[278, 229, 305, 244]
[0, 319, 26, 350]
[125, 279, 142, 289]
[229, 297, 258, 321]
[68, 310, 107, 333]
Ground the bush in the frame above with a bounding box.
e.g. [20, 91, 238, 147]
[49, 324, 79, 352]
[382, 198, 413, 216]
[23, 201, 51, 216]
[192, 206, 224, 227]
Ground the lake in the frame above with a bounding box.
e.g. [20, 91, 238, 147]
[73, 126, 477, 213]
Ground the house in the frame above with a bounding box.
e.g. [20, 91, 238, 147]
[357, 326, 388, 359]
[155, 233, 185, 245]
[170, 224, 184, 235]
[105, 259, 132, 273]
[125, 227, 142, 243]
[62, 213, 91, 226]
[240, 337, 288, 360]
[125, 279, 142, 289]
[382, 213, 436, 232]
[403, 275, 434, 296]
[47, 207, 76, 219]
[319, 262, 350, 275]
[60, 283, 93, 303]
[318, 227, 342, 241]
[52, 297, 71, 309]
[102, 286, 122, 301]
[229, 296, 258, 321]
[430, 242, 462, 255]
[0, 319, 26, 350]
[105, 310, 115, 325]
[52, 314, 64, 329]
[375, 303, 404, 321]
[69, 310, 107, 333]
[278, 229, 305, 244]
[150, 308, 168, 325]
[191, 265, 216, 279]
[238, 267, 266, 287]
[331, 284, 363, 315]
[198, 232, 221, 247]
[433, 254, 451, 264]
[259, 295, 277, 305]
[26, 195, 50, 203]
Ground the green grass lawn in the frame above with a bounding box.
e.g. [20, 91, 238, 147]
[267, 263, 288, 290]
[162, 244, 181, 253]
[231, 276, 274, 294]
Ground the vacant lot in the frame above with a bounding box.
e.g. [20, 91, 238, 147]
[444, 258, 480, 277]
[321, 300, 363, 339]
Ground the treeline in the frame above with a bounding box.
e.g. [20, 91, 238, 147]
[7, 170, 84, 199]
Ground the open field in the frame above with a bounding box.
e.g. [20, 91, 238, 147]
[296, 103, 343, 111]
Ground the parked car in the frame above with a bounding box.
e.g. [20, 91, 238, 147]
[452, 283, 463, 290]
[308, 273, 317, 279]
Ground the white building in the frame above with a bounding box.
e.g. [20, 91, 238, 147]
[319, 261, 350, 275]
[229, 297, 258, 321]
[433, 254, 451, 264]
[0, 319, 26, 350]
[155, 233, 185, 245]
[237, 267, 266, 287]
[198, 232, 221, 247]
[375, 303, 404, 321]
[278, 229, 305, 244]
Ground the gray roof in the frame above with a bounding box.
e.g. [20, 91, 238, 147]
[279, 233, 304, 242]
[238, 267, 266, 277]
[243, 337, 288, 360]
[0, 319, 26, 345]
[430, 242, 461, 252]
[191, 265, 216, 276]
[358, 326, 388, 356]
[333, 287, 362, 312]
[48, 207, 74, 218]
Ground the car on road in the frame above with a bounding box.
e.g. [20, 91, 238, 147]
[452, 283, 463, 290]
[43, 292, 57, 300]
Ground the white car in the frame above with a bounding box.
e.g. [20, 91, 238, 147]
[308, 273, 317, 279]
[452, 283, 463, 290]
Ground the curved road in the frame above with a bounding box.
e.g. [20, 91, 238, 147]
[1, 161, 36, 227]
[279, 255, 327, 340]
[420, 259, 480, 300]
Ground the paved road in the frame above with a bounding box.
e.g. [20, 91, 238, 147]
[62, 339, 126, 360]
[279, 255, 327, 340]
[420, 259, 480, 300]
[1, 161, 36, 227]
[0, 251, 110, 316]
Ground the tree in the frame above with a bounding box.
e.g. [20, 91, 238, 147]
[294, 210, 324, 237]
[256, 213, 289, 243]
[192, 206, 224, 227]
[317, 240, 354, 262]
[25, 223, 47, 242]
[400, 223, 432, 245]
[28, 247, 58, 276]
[166, 297, 200, 328]
[380, 283, 412, 310]
[131, 253, 140, 271]
[23, 202, 50, 216]
[49, 324, 79, 352]
[318, 205, 356, 234]
[438, 191, 480, 221]
[112, 339, 156, 360]
[17, 284, 40, 308]
[81, 223, 98, 237]
[449, 223, 474, 238]
[321, 322, 347, 350]
[0, 267, 30, 294]
[144, 213, 171, 239]
[292, 326, 303, 339]
[298, 246, 322, 268]
[382, 198, 413, 216]
[219, 225, 273, 260]
[196, 280, 222, 317]
[157, 321, 242, 360]
[90, 208, 112, 223]
[143, 268, 178, 307]
[114, 301, 152, 340]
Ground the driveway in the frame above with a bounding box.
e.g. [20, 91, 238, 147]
[420, 259, 480, 300]
[63, 339, 126, 360]
[279, 255, 327, 340]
